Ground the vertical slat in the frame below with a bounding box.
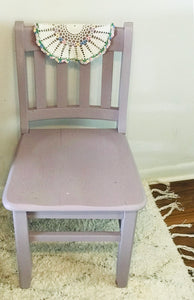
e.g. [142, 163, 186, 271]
[34, 51, 46, 108]
[101, 51, 114, 108]
[79, 64, 91, 107]
[15, 21, 29, 133]
[56, 63, 68, 107]
[116, 211, 137, 288]
[118, 22, 133, 133]
[13, 211, 32, 288]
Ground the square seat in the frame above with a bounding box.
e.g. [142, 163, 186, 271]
[3, 128, 145, 212]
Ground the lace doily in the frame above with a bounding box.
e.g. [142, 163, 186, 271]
[34, 23, 115, 64]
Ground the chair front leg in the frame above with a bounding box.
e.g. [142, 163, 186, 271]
[13, 211, 32, 288]
[116, 211, 137, 288]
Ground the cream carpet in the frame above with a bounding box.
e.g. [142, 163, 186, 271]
[0, 182, 193, 300]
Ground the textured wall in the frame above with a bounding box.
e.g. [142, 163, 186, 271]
[0, 0, 193, 193]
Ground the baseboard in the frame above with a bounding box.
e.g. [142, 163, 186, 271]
[140, 161, 194, 183]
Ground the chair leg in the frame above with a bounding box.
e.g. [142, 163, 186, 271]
[13, 211, 32, 288]
[116, 211, 137, 288]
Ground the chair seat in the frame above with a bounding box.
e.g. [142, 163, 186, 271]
[3, 128, 145, 212]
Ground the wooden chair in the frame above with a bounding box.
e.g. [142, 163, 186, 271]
[2, 21, 146, 288]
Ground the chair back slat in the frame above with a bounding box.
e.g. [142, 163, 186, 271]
[15, 22, 133, 133]
[56, 63, 68, 107]
[117, 23, 133, 133]
[79, 64, 91, 107]
[15, 21, 29, 133]
[101, 51, 114, 109]
[34, 51, 46, 109]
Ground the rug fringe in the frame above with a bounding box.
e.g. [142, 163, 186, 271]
[151, 186, 179, 202]
[180, 254, 194, 261]
[171, 232, 194, 238]
[159, 202, 184, 220]
[177, 245, 194, 255]
[168, 223, 192, 230]
[150, 184, 183, 219]
[150, 182, 194, 280]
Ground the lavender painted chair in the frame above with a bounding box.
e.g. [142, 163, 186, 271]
[3, 21, 146, 288]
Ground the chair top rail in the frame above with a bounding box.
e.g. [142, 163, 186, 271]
[22, 25, 125, 53]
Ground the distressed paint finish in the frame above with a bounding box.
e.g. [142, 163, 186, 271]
[15, 22, 132, 129]
[2, 21, 146, 289]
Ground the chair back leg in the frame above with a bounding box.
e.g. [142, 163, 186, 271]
[116, 211, 137, 287]
[13, 211, 32, 288]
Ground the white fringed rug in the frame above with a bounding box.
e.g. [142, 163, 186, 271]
[0, 182, 193, 300]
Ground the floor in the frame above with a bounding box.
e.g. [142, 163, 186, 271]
[150, 179, 194, 274]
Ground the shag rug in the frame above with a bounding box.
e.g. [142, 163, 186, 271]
[0, 182, 193, 300]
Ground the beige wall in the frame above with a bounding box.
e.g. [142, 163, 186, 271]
[0, 0, 193, 193]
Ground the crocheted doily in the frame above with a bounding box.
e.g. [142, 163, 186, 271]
[34, 23, 115, 64]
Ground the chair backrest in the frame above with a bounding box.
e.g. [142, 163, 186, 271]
[15, 21, 133, 134]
